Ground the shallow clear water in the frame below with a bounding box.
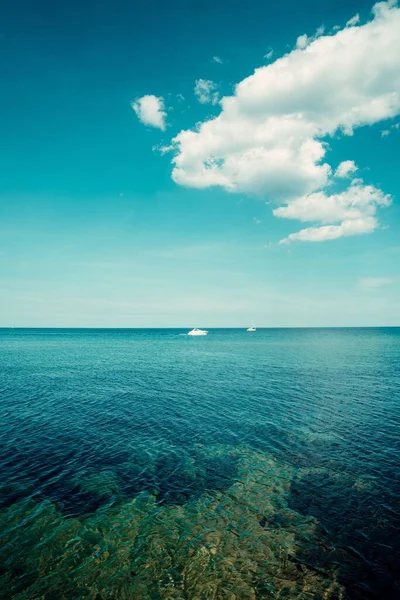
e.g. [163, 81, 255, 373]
[0, 328, 399, 599]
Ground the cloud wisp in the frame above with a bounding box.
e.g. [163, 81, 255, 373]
[162, 1, 399, 243]
[194, 79, 220, 105]
[358, 276, 395, 289]
[381, 121, 400, 137]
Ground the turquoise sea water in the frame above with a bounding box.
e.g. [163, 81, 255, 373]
[0, 327, 399, 599]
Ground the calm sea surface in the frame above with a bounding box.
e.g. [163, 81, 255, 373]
[0, 328, 399, 599]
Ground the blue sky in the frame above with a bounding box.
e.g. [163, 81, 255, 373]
[1, 0, 399, 327]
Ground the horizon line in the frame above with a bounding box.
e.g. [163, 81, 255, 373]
[1, 326, 399, 330]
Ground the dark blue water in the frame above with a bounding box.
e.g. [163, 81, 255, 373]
[0, 328, 399, 599]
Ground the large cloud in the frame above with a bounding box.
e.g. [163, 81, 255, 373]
[166, 1, 399, 242]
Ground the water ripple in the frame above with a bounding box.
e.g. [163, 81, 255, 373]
[0, 327, 399, 598]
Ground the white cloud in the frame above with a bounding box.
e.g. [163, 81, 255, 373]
[381, 120, 400, 136]
[276, 180, 391, 242]
[359, 276, 394, 288]
[213, 56, 223, 64]
[163, 1, 400, 242]
[296, 34, 310, 49]
[274, 181, 390, 224]
[296, 25, 324, 49]
[280, 217, 378, 243]
[264, 49, 274, 60]
[346, 14, 361, 27]
[194, 79, 220, 105]
[335, 160, 358, 178]
[132, 95, 167, 130]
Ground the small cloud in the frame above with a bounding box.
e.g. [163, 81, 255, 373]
[213, 55, 223, 64]
[155, 143, 173, 155]
[279, 217, 378, 244]
[381, 121, 400, 136]
[253, 217, 261, 224]
[296, 34, 309, 49]
[276, 180, 390, 244]
[194, 79, 219, 105]
[346, 14, 360, 27]
[296, 26, 324, 50]
[131, 95, 167, 130]
[358, 277, 394, 289]
[335, 160, 358, 178]
[264, 49, 274, 60]
[176, 93, 185, 102]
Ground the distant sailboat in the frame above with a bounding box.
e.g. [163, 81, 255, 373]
[247, 323, 256, 332]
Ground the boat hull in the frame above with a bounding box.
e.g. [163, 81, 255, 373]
[188, 329, 208, 336]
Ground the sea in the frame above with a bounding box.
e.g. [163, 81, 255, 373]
[0, 327, 399, 599]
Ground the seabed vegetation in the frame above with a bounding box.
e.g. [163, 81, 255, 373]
[0, 444, 395, 599]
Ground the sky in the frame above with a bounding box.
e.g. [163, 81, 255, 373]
[0, 0, 399, 327]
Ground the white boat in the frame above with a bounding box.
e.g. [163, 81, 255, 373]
[247, 324, 256, 332]
[188, 328, 208, 336]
